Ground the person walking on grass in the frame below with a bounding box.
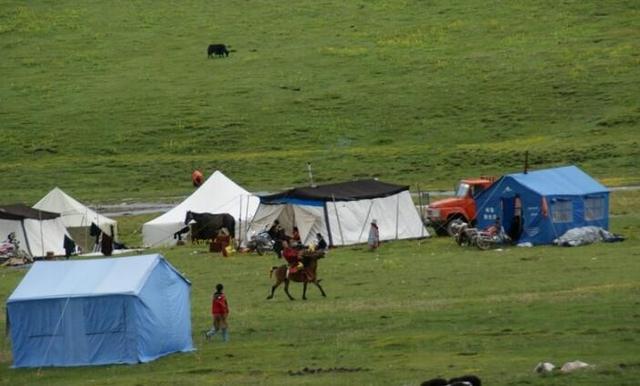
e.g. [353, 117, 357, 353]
[368, 219, 380, 251]
[204, 283, 229, 342]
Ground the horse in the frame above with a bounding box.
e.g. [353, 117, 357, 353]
[267, 250, 326, 300]
[184, 211, 235, 243]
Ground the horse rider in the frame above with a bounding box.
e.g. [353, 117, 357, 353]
[282, 240, 303, 279]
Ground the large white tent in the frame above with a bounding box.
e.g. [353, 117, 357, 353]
[246, 179, 429, 247]
[33, 187, 117, 252]
[142, 171, 259, 247]
[0, 204, 71, 258]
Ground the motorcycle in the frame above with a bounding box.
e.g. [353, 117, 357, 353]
[0, 233, 30, 262]
[246, 230, 275, 256]
[451, 222, 510, 250]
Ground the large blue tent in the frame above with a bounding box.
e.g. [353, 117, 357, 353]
[474, 165, 609, 245]
[6, 254, 194, 368]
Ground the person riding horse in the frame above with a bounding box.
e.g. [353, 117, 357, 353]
[281, 240, 303, 278]
[267, 244, 327, 301]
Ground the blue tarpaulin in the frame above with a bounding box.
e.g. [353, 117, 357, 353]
[6, 254, 194, 368]
[474, 165, 609, 245]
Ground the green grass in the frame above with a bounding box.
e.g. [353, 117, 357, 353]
[1, 0, 639, 204]
[0, 191, 639, 385]
[1, 1, 639, 384]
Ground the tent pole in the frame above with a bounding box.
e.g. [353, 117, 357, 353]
[395, 193, 400, 240]
[417, 184, 423, 220]
[417, 184, 425, 238]
[20, 219, 33, 257]
[357, 200, 375, 243]
[331, 195, 345, 246]
[323, 203, 334, 247]
[84, 207, 89, 253]
[39, 210, 44, 257]
[238, 195, 243, 246]
[244, 195, 250, 245]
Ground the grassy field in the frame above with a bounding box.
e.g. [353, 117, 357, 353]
[1, 0, 639, 204]
[0, 190, 639, 385]
[1, 0, 639, 384]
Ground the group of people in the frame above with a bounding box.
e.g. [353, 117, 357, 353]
[203, 219, 381, 342]
[267, 220, 328, 278]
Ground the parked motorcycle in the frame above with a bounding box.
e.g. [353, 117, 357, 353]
[451, 222, 510, 250]
[246, 230, 275, 255]
[0, 233, 30, 262]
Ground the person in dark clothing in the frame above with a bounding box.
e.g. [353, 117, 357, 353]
[90, 223, 101, 249]
[315, 233, 327, 251]
[101, 232, 113, 256]
[268, 220, 286, 258]
[63, 235, 76, 259]
[510, 195, 523, 243]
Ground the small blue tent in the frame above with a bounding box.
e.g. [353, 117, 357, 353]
[6, 254, 194, 368]
[474, 165, 609, 245]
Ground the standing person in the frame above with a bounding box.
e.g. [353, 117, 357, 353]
[291, 226, 302, 247]
[315, 233, 327, 252]
[268, 220, 286, 258]
[368, 219, 380, 250]
[101, 231, 113, 256]
[204, 284, 229, 342]
[510, 194, 523, 243]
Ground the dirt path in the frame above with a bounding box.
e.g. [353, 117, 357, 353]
[96, 185, 640, 217]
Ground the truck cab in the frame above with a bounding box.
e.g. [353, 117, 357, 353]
[426, 177, 495, 236]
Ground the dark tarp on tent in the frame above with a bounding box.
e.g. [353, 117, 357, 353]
[0, 204, 60, 220]
[0, 204, 69, 257]
[261, 179, 409, 202]
[248, 179, 427, 247]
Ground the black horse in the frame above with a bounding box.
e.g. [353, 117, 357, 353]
[184, 211, 235, 243]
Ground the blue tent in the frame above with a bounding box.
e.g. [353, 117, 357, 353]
[6, 254, 194, 368]
[474, 165, 609, 245]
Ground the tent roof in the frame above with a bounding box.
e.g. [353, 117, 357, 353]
[7, 254, 188, 302]
[33, 187, 116, 229]
[261, 179, 409, 202]
[507, 165, 609, 196]
[146, 170, 256, 226]
[0, 204, 60, 220]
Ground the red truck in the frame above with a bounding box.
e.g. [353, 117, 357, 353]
[426, 177, 496, 236]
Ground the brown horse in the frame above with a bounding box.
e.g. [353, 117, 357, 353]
[267, 251, 327, 300]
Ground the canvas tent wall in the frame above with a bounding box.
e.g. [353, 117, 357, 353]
[143, 171, 259, 247]
[247, 179, 429, 246]
[6, 254, 193, 368]
[33, 187, 117, 253]
[0, 204, 71, 258]
[474, 165, 609, 245]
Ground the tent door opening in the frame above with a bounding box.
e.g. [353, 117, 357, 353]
[501, 196, 522, 242]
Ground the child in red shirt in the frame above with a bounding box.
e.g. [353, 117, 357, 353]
[204, 283, 229, 342]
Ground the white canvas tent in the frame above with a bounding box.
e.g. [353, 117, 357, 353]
[0, 204, 71, 258]
[142, 171, 259, 247]
[246, 179, 429, 246]
[33, 187, 117, 253]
